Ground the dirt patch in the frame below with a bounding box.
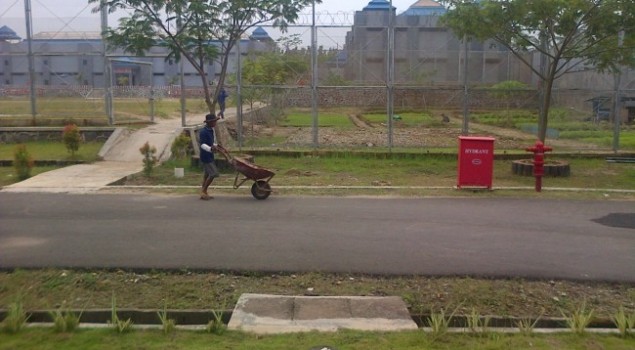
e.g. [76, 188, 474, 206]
[348, 114, 374, 129]
[227, 113, 595, 151]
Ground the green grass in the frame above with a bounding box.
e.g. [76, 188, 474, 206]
[0, 97, 210, 122]
[224, 154, 634, 189]
[0, 328, 633, 349]
[114, 154, 635, 201]
[363, 112, 448, 127]
[560, 129, 635, 149]
[468, 108, 635, 150]
[0, 166, 61, 187]
[280, 110, 354, 128]
[0, 141, 105, 187]
[1, 140, 633, 198]
[471, 110, 537, 128]
[0, 141, 104, 162]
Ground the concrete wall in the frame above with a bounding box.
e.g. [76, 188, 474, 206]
[0, 127, 114, 143]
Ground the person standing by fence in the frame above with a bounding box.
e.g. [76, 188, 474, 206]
[218, 87, 228, 119]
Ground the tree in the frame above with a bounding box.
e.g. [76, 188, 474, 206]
[441, 0, 635, 142]
[238, 34, 310, 107]
[62, 123, 82, 157]
[91, 0, 319, 115]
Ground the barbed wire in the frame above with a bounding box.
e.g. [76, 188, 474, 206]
[294, 11, 356, 26]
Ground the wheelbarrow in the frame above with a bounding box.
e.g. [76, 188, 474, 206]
[215, 145, 275, 200]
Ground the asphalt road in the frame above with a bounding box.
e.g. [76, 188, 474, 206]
[1, 192, 633, 282]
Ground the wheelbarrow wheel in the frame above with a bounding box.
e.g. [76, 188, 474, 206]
[251, 180, 271, 200]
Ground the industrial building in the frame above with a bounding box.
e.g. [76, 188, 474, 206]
[0, 24, 271, 88]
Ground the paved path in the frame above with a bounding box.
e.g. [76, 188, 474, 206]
[1, 192, 633, 282]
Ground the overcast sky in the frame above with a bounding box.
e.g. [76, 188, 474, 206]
[1, 0, 420, 47]
[2, 0, 418, 20]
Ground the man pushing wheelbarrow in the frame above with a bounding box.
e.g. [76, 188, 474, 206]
[199, 113, 275, 200]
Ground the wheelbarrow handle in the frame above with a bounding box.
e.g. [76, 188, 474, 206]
[215, 144, 232, 161]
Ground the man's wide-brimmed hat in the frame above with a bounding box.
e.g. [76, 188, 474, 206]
[204, 114, 219, 123]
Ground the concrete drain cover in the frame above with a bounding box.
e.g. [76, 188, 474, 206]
[228, 293, 418, 334]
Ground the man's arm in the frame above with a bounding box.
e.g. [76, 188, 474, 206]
[200, 129, 218, 153]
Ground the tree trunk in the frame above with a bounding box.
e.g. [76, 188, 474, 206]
[538, 68, 557, 142]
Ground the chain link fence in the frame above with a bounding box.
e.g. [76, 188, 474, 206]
[1, 4, 633, 150]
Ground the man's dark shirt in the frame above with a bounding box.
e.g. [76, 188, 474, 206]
[199, 126, 215, 163]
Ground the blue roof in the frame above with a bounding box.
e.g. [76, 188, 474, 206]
[401, 0, 446, 16]
[363, 0, 395, 11]
[0, 25, 21, 41]
[250, 26, 271, 41]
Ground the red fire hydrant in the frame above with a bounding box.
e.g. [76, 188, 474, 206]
[525, 140, 552, 192]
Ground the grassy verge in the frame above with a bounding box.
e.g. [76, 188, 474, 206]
[118, 155, 635, 200]
[2, 270, 633, 318]
[1, 269, 634, 349]
[1, 327, 634, 350]
[1, 268, 634, 347]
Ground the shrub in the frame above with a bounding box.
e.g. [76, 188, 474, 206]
[62, 124, 82, 156]
[13, 144, 34, 180]
[157, 304, 176, 334]
[562, 302, 594, 335]
[612, 306, 635, 337]
[139, 141, 158, 176]
[1, 301, 29, 334]
[206, 310, 226, 335]
[110, 294, 133, 333]
[50, 309, 81, 333]
[170, 133, 191, 160]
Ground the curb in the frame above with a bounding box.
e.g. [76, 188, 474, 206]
[101, 185, 635, 194]
[3, 309, 623, 333]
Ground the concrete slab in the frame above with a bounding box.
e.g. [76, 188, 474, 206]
[2, 161, 141, 193]
[228, 293, 418, 334]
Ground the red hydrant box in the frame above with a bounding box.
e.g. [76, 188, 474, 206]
[457, 136, 495, 189]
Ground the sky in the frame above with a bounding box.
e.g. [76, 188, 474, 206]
[1, 0, 420, 47]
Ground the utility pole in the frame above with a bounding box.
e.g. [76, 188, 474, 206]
[24, 0, 37, 121]
[387, 0, 395, 149]
[237, 37, 243, 149]
[100, 0, 113, 125]
[311, 0, 319, 148]
[177, 17, 186, 127]
[461, 35, 469, 135]
[612, 30, 624, 153]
